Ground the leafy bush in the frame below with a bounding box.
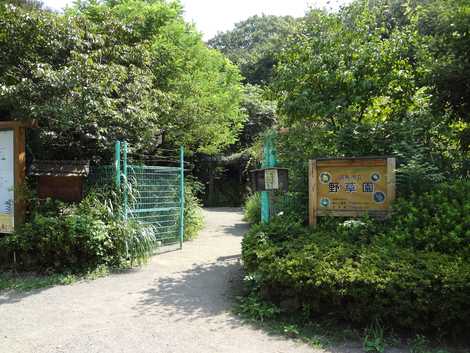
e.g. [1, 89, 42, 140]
[235, 292, 281, 322]
[272, 192, 308, 223]
[241, 180, 470, 336]
[184, 179, 204, 241]
[363, 321, 386, 353]
[0, 190, 157, 272]
[244, 193, 261, 224]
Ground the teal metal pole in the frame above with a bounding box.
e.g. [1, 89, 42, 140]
[261, 131, 277, 224]
[122, 141, 129, 259]
[115, 140, 121, 189]
[123, 141, 128, 220]
[179, 146, 185, 250]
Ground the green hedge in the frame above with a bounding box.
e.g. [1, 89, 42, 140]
[0, 181, 205, 272]
[0, 191, 156, 272]
[241, 180, 470, 336]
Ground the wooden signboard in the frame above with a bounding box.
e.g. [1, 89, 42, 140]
[309, 157, 396, 225]
[0, 121, 35, 233]
[251, 168, 289, 192]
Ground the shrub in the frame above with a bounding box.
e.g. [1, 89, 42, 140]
[0, 190, 156, 272]
[244, 191, 308, 225]
[244, 193, 261, 224]
[184, 179, 205, 241]
[241, 180, 470, 336]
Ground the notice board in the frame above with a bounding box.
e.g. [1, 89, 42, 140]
[309, 157, 396, 225]
[0, 130, 14, 233]
[0, 120, 34, 233]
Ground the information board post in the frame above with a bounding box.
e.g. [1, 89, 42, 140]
[0, 121, 36, 233]
[308, 160, 317, 226]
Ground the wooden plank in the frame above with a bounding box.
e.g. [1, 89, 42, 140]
[316, 159, 386, 167]
[308, 160, 317, 226]
[317, 210, 389, 217]
[38, 176, 84, 202]
[0, 120, 37, 129]
[387, 157, 396, 217]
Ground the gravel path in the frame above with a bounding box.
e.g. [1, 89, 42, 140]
[0, 208, 324, 353]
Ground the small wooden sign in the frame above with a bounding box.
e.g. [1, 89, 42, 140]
[30, 160, 90, 202]
[309, 157, 396, 225]
[251, 168, 288, 192]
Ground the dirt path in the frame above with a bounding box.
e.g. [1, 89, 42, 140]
[0, 208, 322, 353]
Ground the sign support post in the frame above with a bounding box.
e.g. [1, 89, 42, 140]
[308, 160, 317, 226]
[261, 131, 277, 223]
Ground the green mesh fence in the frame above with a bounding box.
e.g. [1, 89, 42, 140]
[125, 165, 182, 246]
[88, 165, 115, 187]
[89, 142, 185, 251]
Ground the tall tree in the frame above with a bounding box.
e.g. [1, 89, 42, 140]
[0, 0, 246, 161]
[208, 14, 299, 85]
[273, 0, 469, 192]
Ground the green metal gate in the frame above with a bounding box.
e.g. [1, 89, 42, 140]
[115, 141, 185, 250]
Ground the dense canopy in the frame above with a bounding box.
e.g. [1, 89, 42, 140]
[272, 0, 470, 192]
[0, 0, 246, 161]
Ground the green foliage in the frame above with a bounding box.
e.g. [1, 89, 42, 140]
[209, 15, 298, 151]
[184, 179, 204, 241]
[0, 266, 108, 292]
[235, 292, 280, 322]
[282, 324, 300, 338]
[235, 84, 277, 150]
[386, 181, 470, 255]
[243, 193, 261, 224]
[0, 1, 245, 161]
[241, 181, 470, 336]
[0, 189, 156, 272]
[0, 272, 77, 292]
[363, 321, 386, 353]
[208, 14, 298, 85]
[243, 191, 307, 225]
[409, 335, 430, 353]
[272, 0, 469, 191]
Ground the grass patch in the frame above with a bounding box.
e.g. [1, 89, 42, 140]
[233, 290, 467, 353]
[0, 266, 110, 292]
[233, 292, 359, 349]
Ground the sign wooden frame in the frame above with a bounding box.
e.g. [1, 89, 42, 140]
[309, 157, 396, 226]
[251, 168, 289, 192]
[0, 121, 36, 232]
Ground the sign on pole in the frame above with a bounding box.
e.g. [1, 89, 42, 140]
[0, 130, 14, 233]
[251, 168, 288, 192]
[309, 157, 396, 225]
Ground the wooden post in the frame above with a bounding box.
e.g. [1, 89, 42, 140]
[387, 157, 396, 217]
[308, 160, 317, 226]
